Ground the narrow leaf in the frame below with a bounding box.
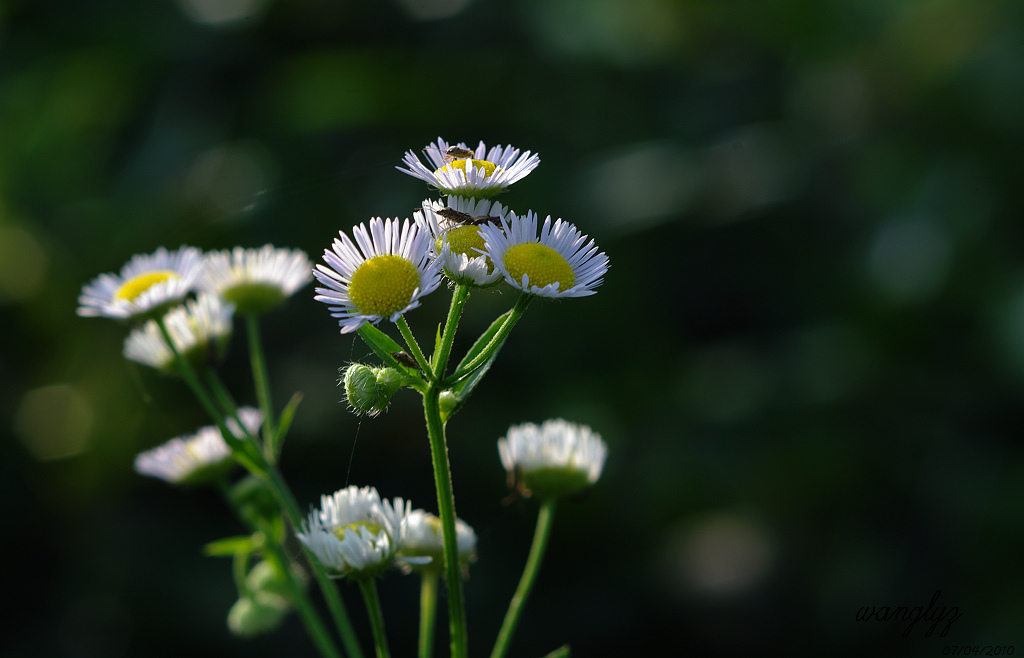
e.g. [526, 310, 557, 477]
[357, 323, 404, 367]
[270, 391, 303, 458]
[203, 535, 255, 557]
[454, 309, 512, 374]
[442, 310, 513, 418]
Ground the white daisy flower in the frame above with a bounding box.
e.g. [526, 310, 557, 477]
[134, 407, 263, 485]
[199, 244, 313, 314]
[78, 246, 204, 320]
[123, 293, 235, 372]
[397, 138, 540, 198]
[414, 197, 510, 287]
[478, 210, 609, 298]
[313, 217, 442, 334]
[398, 509, 477, 575]
[296, 485, 418, 578]
[498, 419, 608, 499]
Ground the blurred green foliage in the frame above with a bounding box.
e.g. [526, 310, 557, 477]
[3, 0, 1023, 656]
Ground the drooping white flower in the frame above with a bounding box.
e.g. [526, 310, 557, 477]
[398, 138, 540, 198]
[296, 485, 420, 578]
[123, 292, 235, 372]
[498, 419, 608, 499]
[414, 196, 510, 287]
[313, 218, 442, 333]
[78, 246, 204, 320]
[478, 211, 609, 298]
[199, 244, 312, 314]
[398, 509, 477, 575]
[134, 407, 263, 485]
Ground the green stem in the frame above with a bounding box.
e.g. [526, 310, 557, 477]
[418, 570, 439, 658]
[203, 369, 259, 445]
[264, 535, 344, 658]
[155, 319, 264, 475]
[232, 550, 251, 596]
[216, 482, 343, 658]
[358, 578, 391, 658]
[246, 313, 278, 461]
[263, 466, 366, 658]
[490, 498, 557, 658]
[446, 294, 531, 386]
[433, 284, 470, 379]
[422, 386, 468, 658]
[396, 316, 434, 380]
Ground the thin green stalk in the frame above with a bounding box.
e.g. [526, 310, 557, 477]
[432, 284, 470, 379]
[422, 386, 468, 658]
[418, 570, 439, 658]
[263, 465, 366, 658]
[262, 534, 344, 658]
[490, 498, 558, 658]
[203, 369, 259, 445]
[446, 293, 531, 385]
[358, 578, 391, 658]
[396, 316, 434, 379]
[246, 313, 278, 461]
[217, 482, 343, 658]
[232, 550, 251, 596]
[155, 319, 264, 475]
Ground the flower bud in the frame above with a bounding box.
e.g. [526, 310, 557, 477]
[229, 475, 280, 527]
[342, 363, 402, 416]
[227, 591, 289, 637]
[438, 390, 459, 420]
[498, 419, 608, 500]
[398, 510, 477, 578]
[246, 560, 306, 602]
[375, 366, 403, 400]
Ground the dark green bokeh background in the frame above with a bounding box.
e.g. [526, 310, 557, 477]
[3, 0, 1023, 656]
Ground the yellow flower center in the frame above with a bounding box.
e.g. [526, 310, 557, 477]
[438, 159, 498, 179]
[332, 521, 384, 541]
[443, 226, 486, 258]
[348, 254, 420, 317]
[115, 271, 178, 301]
[503, 244, 575, 291]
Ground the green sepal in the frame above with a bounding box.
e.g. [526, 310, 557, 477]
[540, 645, 571, 658]
[204, 535, 257, 557]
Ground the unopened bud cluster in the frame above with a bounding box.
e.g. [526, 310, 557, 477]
[342, 363, 405, 416]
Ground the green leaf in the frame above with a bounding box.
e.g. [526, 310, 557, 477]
[270, 391, 303, 459]
[444, 309, 513, 416]
[540, 645, 571, 658]
[357, 323, 404, 367]
[434, 323, 443, 368]
[204, 535, 256, 557]
[454, 309, 512, 374]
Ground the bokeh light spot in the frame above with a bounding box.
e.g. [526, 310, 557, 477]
[15, 384, 94, 460]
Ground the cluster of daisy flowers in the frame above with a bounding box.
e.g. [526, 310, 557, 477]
[77, 138, 612, 654]
[78, 243, 313, 481]
[294, 418, 608, 582]
[313, 137, 609, 335]
[78, 244, 313, 371]
[295, 485, 481, 580]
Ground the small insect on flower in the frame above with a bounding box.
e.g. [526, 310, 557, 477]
[466, 215, 500, 226]
[425, 145, 476, 162]
[434, 207, 500, 226]
[398, 138, 540, 198]
[391, 351, 420, 370]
